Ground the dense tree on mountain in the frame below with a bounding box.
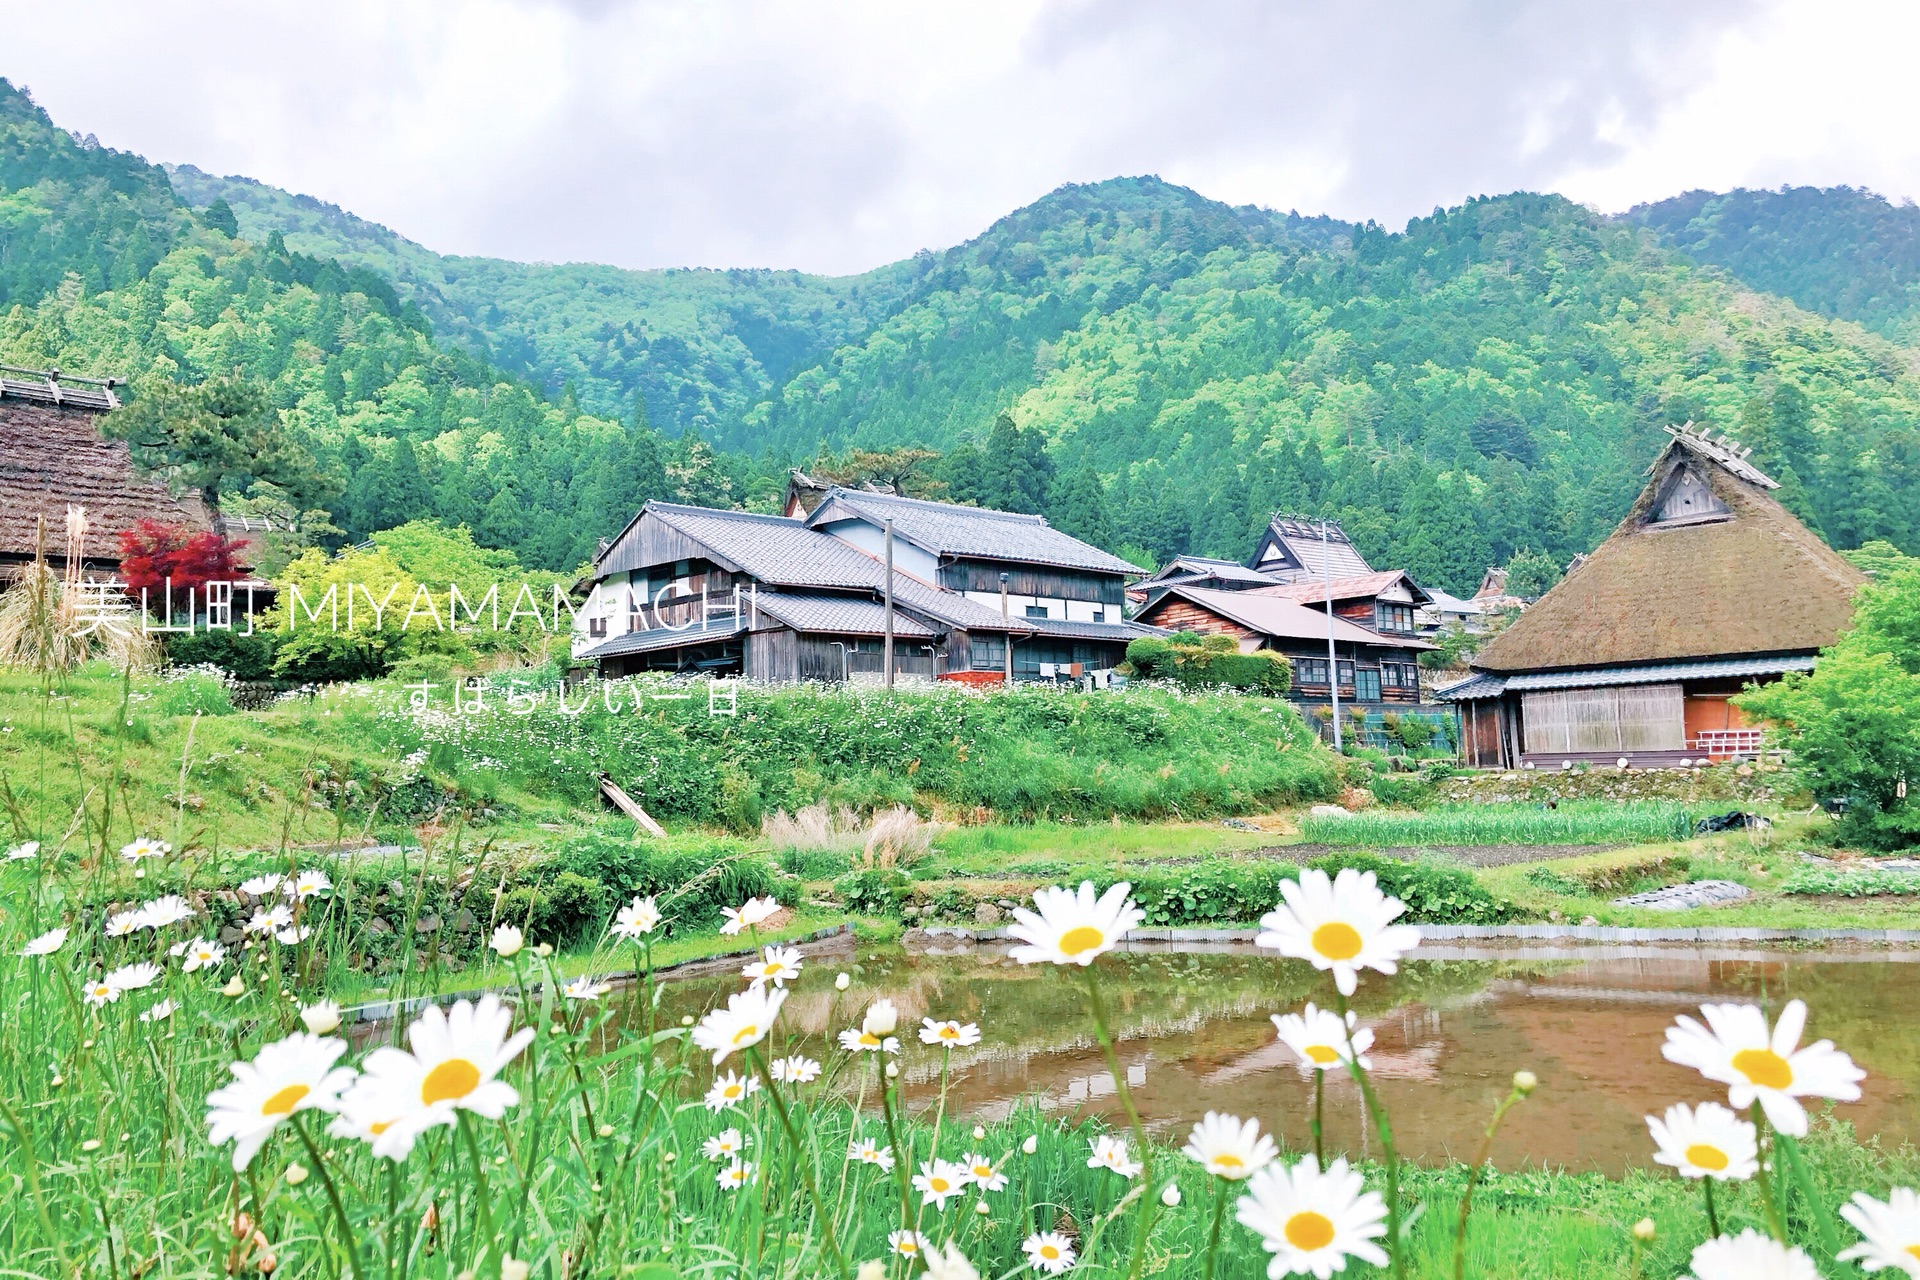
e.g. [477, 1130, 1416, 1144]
[1501, 548, 1562, 601]
[1048, 459, 1115, 550]
[973, 413, 1054, 514]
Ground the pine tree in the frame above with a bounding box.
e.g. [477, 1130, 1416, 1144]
[1048, 459, 1114, 549]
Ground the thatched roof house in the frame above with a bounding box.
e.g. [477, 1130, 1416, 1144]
[1439, 424, 1866, 768]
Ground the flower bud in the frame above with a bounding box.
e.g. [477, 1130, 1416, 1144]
[489, 924, 524, 958]
[885, 1062, 899, 1079]
[222, 975, 247, 998]
[1023, 1135, 1039, 1155]
[975, 1199, 991, 1216]
[534, 942, 554, 958]
[502, 1257, 531, 1280]
[256, 1250, 276, 1273]
[663, 1151, 677, 1163]
[973, 1125, 987, 1141]
[1512, 1070, 1538, 1096]
[835, 972, 851, 991]
[1161, 1182, 1182, 1207]
[1632, 1218, 1656, 1243]
[598, 1124, 614, 1138]
[300, 1000, 341, 1035]
[862, 998, 899, 1036]
[681, 1014, 695, 1027]
[857, 1263, 887, 1280]
[284, 1162, 309, 1186]
[81, 1138, 101, 1152]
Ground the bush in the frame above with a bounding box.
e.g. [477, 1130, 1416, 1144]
[163, 628, 280, 680]
[1097, 852, 1515, 928]
[836, 867, 910, 914]
[1124, 635, 1291, 694]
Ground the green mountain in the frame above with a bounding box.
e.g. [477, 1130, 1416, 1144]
[9, 78, 1920, 594]
[1622, 185, 1920, 341]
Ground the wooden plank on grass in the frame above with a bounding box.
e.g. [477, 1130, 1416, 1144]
[599, 776, 666, 838]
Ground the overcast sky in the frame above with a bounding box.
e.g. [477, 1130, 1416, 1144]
[8, 0, 1918, 275]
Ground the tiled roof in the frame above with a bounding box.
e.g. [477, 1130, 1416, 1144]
[1143, 585, 1436, 649]
[806, 488, 1144, 574]
[1433, 673, 1507, 701]
[580, 617, 747, 659]
[1501, 655, 1816, 691]
[751, 593, 936, 638]
[1253, 570, 1430, 606]
[1258, 515, 1375, 579]
[646, 504, 890, 589]
[1022, 616, 1165, 642]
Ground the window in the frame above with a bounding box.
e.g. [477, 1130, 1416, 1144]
[1293, 658, 1329, 687]
[969, 636, 1006, 670]
[1356, 668, 1382, 702]
[1337, 661, 1355, 688]
[1025, 604, 1050, 619]
[588, 615, 608, 638]
[1375, 603, 1415, 633]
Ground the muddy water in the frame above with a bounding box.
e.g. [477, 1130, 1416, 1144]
[642, 942, 1920, 1174]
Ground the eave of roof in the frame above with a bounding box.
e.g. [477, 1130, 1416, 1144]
[581, 617, 748, 659]
[805, 487, 1145, 575]
[1143, 585, 1436, 649]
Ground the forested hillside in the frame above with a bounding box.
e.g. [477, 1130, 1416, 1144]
[9, 77, 1920, 594]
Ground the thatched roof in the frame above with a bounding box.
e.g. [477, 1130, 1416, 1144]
[0, 394, 215, 567]
[1472, 427, 1866, 674]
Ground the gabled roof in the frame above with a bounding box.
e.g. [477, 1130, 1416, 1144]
[1251, 570, 1433, 607]
[805, 487, 1143, 575]
[1022, 616, 1165, 643]
[1137, 556, 1283, 588]
[613, 503, 890, 589]
[581, 617, 748, 660]
[1140, 585, 1435, 649]
[1250, 515, 1374, 580]
[1472, 428, 1865, 674]
[750, 592, 936, 638]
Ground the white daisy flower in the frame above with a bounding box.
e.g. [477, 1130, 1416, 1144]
[838, 1026, 901, 1054]
[691, 985, 787, 1065]
[204, 1032, 353, 1171]
[1184, 1111, 1279, 1181]
[7, 840, 40, 860]
[326, 1088, 411, 1154]
[1272, 1003, 1373, 1072]
[244, 904, 292, 935]
[290, 870, 332, 899]
[1255, 868, 1421, 997]
[716, 1159, 755, 1190]
[742, 944, 805, 990]
[136, 895, 196, 930]
[702, 1128, 750, 1162]
[20, 927, 67, 957]
[1022, 1231, 1077, 1274]
[1684, 1229, 1819, 1280]
[611, 895, 661, 940]
[81, 976, 120, 1007]
[1839, 1186, 1920, 1276]
[770, 1054, 821, 1083]
[275, 925, 312, 946]
[1647, 1102, 1759, 1181]
[1236, 1155, 1389, 1280]
[119, 837, 170, 865]
[719, 896, 780, 935]
[238, 873, 284, 898]
[703, 1069, 761, 1112]
[106, 961, 162, 992]
[562, 976, 612, 1002]
[920, 1018, 983, 1048]
[961, 1151, 1008, 1191]
[848, 1135, 896, 1170]
[340, 993, 534, 1161]
[1008, 881, 1144, 966]
[888, 1230, 930, 1260]
[140, 997, 176, 1024]
[301, 1000, 343, 1035]
[173, 937, 227, 972]
[489, 924, 524, 957]
[1087, 1134, 1141, 1179]
[104, 910, 143, 939]
[913, 1158, 970, 1209]
[1662, 1000, 1865, 1137]
[924, 1240, 983, 1280]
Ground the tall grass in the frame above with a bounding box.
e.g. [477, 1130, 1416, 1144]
[1301, 802, 1698, 848]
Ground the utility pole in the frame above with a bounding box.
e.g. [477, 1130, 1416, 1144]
[1323, 518, 1342, 753]
[883, 519, 895, 692]
[1000, 570, 1012, 683]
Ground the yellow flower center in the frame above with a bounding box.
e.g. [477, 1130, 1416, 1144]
[1305, 1044, 1340, 1064]
[860, 1031, 881, 1047]
[930, 1177, 950, 1192]
[1285, 1211, 1336, 1251]
[1905, 1245, 1920, 1263]
[370, 1121, 392, 1135]
[1311, 922, 1364, 961]
[1731, 1048, 1792, 1090]
[974, 1165, 992, 1177]
[1685, 1144, 1729, 1171]
[766, 964, 785, 976]
[1059, 925, 1107, 956]
[899, 1241, 919, 1255]
[940, 1026, 960, 1040]
[1040, 1245, 1060, 1260]
[421, 1057, 482, 1105]
[260, 1083, 309, 1116]
[1213, 1153, 1245, 1169]
[724, 1084, 743, 1098]
[731, 1023, 761, 1045]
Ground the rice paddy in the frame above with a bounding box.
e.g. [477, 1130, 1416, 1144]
[1299, 801, 1699, 849]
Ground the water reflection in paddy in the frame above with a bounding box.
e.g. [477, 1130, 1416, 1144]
[641, 941, 1920, 1174]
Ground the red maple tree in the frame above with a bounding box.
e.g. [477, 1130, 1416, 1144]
[117, 519, 238, 614]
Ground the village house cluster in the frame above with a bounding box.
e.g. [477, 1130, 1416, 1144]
[2, 365, 1867, 760]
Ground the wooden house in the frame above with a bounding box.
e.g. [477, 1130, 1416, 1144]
[1438, 424, 1866, 768]
[575, 490, 1155, 683]
[1249, 515, 1375, 582]
[1250, 569, 1433, 641]
[1129, 555, 1285, 602]
[1134, 584, 1435, 707]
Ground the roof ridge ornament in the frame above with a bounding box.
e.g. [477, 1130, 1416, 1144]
[1661, 421, 1778, 490]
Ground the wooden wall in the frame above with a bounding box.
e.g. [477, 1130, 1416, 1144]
[1521, 685, 1684, 754]
[941, 560, 1125, 604]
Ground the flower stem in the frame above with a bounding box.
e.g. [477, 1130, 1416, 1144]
[1202, 1177, 1229, 1280]
[1452, 1080, 1529, 1280]
[290, 1113, 367, 1280]
[456, 1111, 498, 1272]
[1749, 1105, 1790, 1243]
[1702, 1177, 1720, 1238]
[1311, 1070, 1325, 1173]
[1336, 989, 1403, 1280]
[1082, 967, 1154, 1280]
[748, 1045, 851, 1280]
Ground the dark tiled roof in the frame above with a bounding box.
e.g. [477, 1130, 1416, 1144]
[1503, 655, 1816, 691]
[1433, 673, 1507, 701]
[1253, 570, 1432, 607]
[1142, 585, 1436, 649]
[751, 592, 936, 638]
[647, 504, 890, 589]
[581, 617, 747, 660]
[1022, 616, 1164, 642]
[806, 488, 1144, 574]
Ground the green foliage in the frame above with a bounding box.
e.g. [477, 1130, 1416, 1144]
[105, 369, 334, 513]
[161, 627, 280, 680]
[1106, 851, 1515, 927]
[1302, 801, 1698, 847]
[1780, 867, 1920, 897]
[1741, 565, 1920, 848]
[1124, 633, 1292, 694]
[1501, 547, 1563, 600]
[835, 867, 910, 915]
[1843, 539, 1920, 579]
[148, 668, 235, 716]
[1523, 866, 1586, 896]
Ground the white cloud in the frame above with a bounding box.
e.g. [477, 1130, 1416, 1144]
[6, 0, 1907, 274]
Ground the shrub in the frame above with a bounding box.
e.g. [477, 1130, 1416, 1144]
[163, 628, 280, 680]
[1780, 867, 1920, 897]
[151, 667, 236, 716]
[836, 867, 910, 914]
[1523, 866, 1585, 896]
[1124, 635, 1291, 694]
[1096, 852, 1515, 927]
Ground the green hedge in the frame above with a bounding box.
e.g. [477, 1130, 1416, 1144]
[1096, 851, 1516, 928]
[1125, 633, 1293, 695]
